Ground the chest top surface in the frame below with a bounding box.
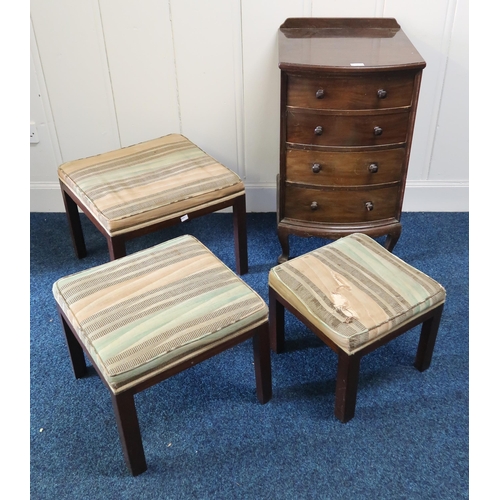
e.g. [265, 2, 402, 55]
[279, 18, 426, 72]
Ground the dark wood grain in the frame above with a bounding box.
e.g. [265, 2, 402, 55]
[284, 184, 401, 223]
[287, 72, 415, 110]
[285, 147, 405, 186]
[276, 17, 425, 262]
[279, 18, 425, 72]
[286, 108, 410, 147]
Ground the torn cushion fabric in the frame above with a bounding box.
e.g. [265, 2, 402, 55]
[268, 233, 446, 355]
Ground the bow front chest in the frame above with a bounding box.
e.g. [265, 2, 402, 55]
[277, 18, 426, 262]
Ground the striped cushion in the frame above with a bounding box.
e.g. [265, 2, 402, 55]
[53, 235, 268, 393]
[58, 134, 244, 235]
[269, 233, 446, 355]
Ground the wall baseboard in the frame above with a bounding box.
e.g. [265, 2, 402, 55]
[31, 180, 469, 213]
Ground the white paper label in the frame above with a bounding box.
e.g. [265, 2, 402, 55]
[180, 215, 189, 222]
[350, 63, 365, 66]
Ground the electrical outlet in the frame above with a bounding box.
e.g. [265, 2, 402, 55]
[30, 122, 39, 144]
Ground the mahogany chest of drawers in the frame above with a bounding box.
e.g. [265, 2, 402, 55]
[277, 18, 426, 262]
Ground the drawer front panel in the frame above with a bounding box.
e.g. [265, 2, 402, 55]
[284, 185, 401, 223]
[287, 109, 409, 146]
[287, 72, 415, 110]
[286, 148, 405, 186]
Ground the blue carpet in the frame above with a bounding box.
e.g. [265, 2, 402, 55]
[30, 212, 468, 499]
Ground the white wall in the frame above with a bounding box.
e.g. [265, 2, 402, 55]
[30, 0, 469, 212]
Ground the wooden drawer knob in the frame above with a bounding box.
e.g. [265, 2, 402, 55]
[312, 163, 321, 173]
[373, 126, 383, 136]
[377, 89, 388, 99]
[310, 201, 319, 211]
[368, 163, 379, 173]
[365, 201, 374, 211]
[316, 89, 325, 99]
[314, 126, 323, 136]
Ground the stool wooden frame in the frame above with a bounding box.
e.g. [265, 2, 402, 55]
[269, 286, 444, 423]
[61, 184, 248, 275]
[57, 305, 271, 476]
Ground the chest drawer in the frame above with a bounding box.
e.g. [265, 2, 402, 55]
[284, 184, 401, 223]
[287, 72, 415, 110]
[286, 148, 405, 186]
[287, 109, 409, 147]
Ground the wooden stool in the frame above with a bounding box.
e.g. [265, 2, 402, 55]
[53, 235, 271, 475]
[59, 134, 248, 274]
[268, 233, 445, 423]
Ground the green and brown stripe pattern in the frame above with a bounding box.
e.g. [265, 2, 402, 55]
[53, 235, 267, 393]
[58, 134, 244, 235]
[269, 233, 445, 354]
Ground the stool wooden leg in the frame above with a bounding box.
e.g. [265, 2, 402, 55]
[252, 322, 272, 404]
[61, 188, 87, 259]
[414, 303, 444, 372]
[107, 236, 127, 261]
[233, 195, 248, 275]
[334, 351, 361, 423]
[111, 392, 147, 476]
[269, 287, 285, 353]
[59, 313, 87, 378]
